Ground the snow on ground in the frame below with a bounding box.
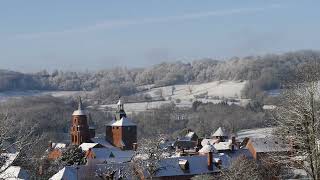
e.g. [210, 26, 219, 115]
[0, 90, 89, 102]
[98, 80, 249, 112]
[145, 80, 246, 101]
[237, 127, 274, 140]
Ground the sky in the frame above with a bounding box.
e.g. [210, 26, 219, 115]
[1, 0, 320, 72]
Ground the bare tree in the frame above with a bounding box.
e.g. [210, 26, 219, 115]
[187, 85, 193, 95]
[132, 136, 168, 179]
[274, 61, 320, 179]
[154, 88, 164, 100]
[220, 155, 262, 180]
[171, 86, 175, 96]
[0, 113, 38, 174]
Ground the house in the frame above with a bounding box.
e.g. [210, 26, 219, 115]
[85, 147, 134, 164]
[211, 127, 228, 142]
[173, 130, 200, 150]
[47, 142, 67, 160]
[201, 127, 237, 153]
[0, 152, 29, 180]
[50, 163, 133, 180]
[149, 152, 230, 180]
[246, 138, 291, 160]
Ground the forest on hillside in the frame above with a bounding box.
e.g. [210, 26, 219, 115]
[1, 50, 320, 101]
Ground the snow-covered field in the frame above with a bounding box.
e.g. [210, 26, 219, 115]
[99, 80, 249, 112]
[0, 90, 86, 102]
[145, 80, 246, 101]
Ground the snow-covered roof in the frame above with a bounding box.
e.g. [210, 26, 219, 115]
[199, 143, 216, 154]
[186, 131, 195, 138]
[50, 166, 78, 180]
[212, 127, 228, 137]
[0, 166, 29, 180]
[90, 148, 134, 163]
[72, 109, 86, 116]
[0, 152, 19, 172]
[110, 117, 136, 126]
[50, 163, 132, 180]
[52, 143, 67, 149]
[154, 153, 230, 177]
[262, 105, 276, 110]
[237, 127, 274, 140]
[214, 141, 232, 151]
[249, 138, 291, 153]
[90, 137, 118, 150]
[79, 143, 99, 151]
[201, 139, 218, 147]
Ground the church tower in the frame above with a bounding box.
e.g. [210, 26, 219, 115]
[106, 98, 137, 150]
[70, 97, 91, 145]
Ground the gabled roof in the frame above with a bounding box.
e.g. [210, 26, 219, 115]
[50, 166, 78, 180]
[212, 127, 228, 137]
[249, 138, 291, 153]
[90, 137, 119, 150]
[0, 166, 29, 180]
[154, 153, 230, 177]
[199, 143, 217, 154]
[90, 148, 134, 163]
[214, 141, 232, 151]
[79, 143, 99, 151]
[110, 117, 136, 126]
[0, 152, 19, 172]
[50, 163, 132, 180]
[201, 139, 218, 147]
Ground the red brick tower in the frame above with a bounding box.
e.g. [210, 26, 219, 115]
[70, 97, 90, 145]
[105, 99, 137, 150]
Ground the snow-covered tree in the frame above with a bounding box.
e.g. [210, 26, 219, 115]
[274, 61, 320, 179]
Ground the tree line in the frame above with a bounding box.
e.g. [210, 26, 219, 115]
[1, 50, 320, 96]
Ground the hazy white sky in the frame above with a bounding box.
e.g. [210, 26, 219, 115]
[1, 0, 320, 72]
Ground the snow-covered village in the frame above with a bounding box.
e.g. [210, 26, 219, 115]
[2, 1, 320, 180]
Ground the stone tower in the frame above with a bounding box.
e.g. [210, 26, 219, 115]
[106, 99, 137, 150]
[70, 97, 90, 145]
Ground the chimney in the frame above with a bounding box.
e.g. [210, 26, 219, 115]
[133, 143, 138, 151]
[179, 159, 190, 172]
[208, 151, 213, 170]
[214, 158, 222, 169]
[231, 136, 236, 144]
[48, 141, 53, 150]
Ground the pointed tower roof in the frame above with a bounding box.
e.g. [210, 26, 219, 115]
[72, 97, 86, 116]
[115, 97, 126, 120]
[117, 99, 123, 106]
[212, 127, 227, 137]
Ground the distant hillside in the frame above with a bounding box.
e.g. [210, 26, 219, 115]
[1, 50, 320, 100]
